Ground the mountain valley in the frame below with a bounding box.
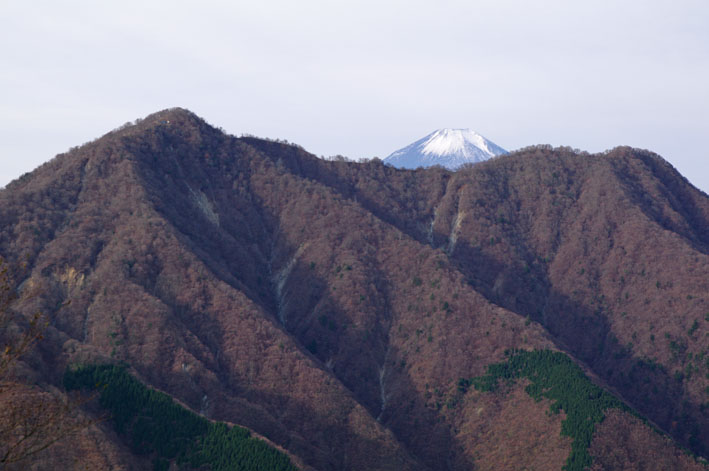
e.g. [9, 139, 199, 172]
[1, 108, 707, 470]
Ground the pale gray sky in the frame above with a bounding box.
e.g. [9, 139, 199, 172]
[2, 0, 708, 192]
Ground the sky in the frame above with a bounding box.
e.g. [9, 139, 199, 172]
[1, 0, 708, 193]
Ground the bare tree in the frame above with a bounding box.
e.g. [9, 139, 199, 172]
[0, 258, 92, 468]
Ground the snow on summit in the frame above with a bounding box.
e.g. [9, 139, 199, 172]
[384, 129, 507, 170]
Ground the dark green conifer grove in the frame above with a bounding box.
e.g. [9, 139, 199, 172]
[460, 349, 630, 471]
[64, 364, 297, 471]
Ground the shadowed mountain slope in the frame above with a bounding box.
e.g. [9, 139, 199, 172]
[1, 109, 706, 470]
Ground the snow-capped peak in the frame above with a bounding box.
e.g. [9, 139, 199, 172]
[421, 129, 492, 156]
[384, 129, 507, 170]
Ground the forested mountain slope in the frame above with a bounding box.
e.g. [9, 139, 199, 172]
[1, 108, 706, 470]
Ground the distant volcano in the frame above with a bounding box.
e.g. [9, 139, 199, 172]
[384, 128, 507, 169]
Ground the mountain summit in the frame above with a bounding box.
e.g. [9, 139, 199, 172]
[2, 109, 709, 470]
[384, 128, 507, 169]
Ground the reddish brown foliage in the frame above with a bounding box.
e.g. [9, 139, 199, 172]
[0, 108, 706, 469]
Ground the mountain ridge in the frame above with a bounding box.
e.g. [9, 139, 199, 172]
[1, 108, 707, 470]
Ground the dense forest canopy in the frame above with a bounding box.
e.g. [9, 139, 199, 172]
[1, 109, 707, 470]
[64, 364, 297, 471]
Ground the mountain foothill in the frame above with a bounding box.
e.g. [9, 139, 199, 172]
[0, 108, 707, 470]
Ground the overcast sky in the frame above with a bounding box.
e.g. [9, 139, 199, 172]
[2, 0, 708, 192]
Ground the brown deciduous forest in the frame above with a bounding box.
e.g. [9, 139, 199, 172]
[0, 108, 707, 470]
